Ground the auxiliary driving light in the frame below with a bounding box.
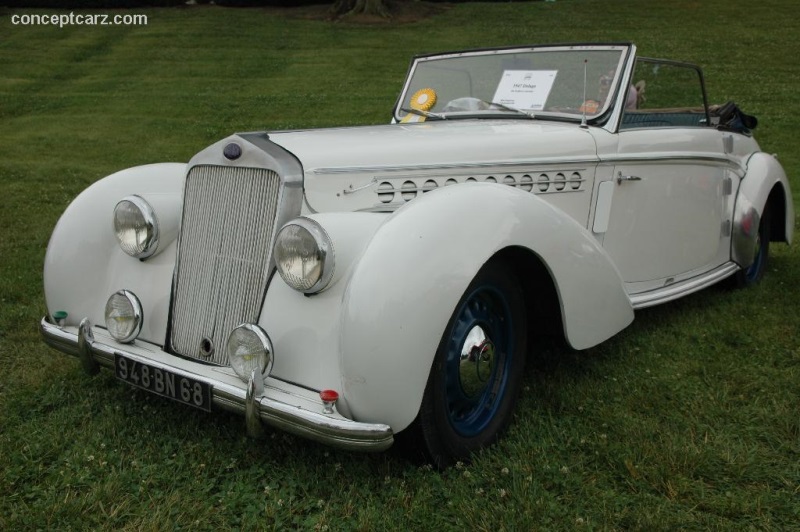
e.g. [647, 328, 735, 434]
[104, 290, 143, 343]
[226, 324, 274, 382]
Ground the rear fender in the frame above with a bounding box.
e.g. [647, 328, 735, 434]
[43, 163, 185, 344]
[732, 153, 794, 268]
[339, 183, 633, 431]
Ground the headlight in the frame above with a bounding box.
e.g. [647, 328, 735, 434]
[274, 218, 334, 294]
[104, 290, 143, 343]
[226, 324, 274, 382]
[113, 195, 159, 259]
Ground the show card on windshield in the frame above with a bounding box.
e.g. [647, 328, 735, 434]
[492, 70, 558, 111]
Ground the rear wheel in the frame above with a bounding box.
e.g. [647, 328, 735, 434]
[416, 260, 527, 467]
[732, 205, 771, 288]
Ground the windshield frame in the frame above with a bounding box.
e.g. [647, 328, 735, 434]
[393, 43, 635, 126]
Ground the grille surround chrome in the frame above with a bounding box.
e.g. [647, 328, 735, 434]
[167, 134, 304, 366]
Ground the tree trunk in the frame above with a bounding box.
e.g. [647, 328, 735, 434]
[331, 0, 390, 18]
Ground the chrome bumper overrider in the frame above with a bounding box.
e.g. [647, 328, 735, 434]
[40, 317, 393, 452]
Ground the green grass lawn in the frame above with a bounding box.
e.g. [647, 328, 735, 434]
[1, 1, 798, 529]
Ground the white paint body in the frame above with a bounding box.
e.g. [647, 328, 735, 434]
[42, 46, 794, 439]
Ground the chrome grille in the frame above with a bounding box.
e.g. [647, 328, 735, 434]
[170, 165, 281, 365]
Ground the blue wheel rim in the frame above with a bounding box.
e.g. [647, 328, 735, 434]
[443, 283, 514, 437]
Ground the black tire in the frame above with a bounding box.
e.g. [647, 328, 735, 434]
[415, 260, 527, 467]
[731, 204, 771, 288]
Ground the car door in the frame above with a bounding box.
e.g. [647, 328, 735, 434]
[597, 59, 733, 285]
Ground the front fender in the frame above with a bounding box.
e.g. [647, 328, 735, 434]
[257, 212, 386, 420]
[339, 183, 633, 431]
[43, 163, 185, 344]
[732, 153, 794, 268]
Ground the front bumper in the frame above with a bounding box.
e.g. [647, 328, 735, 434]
[40, 317, 393, 452]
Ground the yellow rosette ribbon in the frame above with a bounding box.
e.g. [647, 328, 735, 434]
[401, 88, 437, 123]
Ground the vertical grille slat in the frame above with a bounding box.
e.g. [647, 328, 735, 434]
[170, 165, 281, 365]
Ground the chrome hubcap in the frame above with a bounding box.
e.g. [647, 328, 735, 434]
[459, 325, 497, 398]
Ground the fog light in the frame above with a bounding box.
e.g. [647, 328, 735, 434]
[104, 290, 143, 343]
[226, 324, 274, 382]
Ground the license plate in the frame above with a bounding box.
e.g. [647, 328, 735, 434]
[114, 353, 212, 412]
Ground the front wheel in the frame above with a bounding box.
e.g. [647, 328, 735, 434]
[416, 260, 527, 467]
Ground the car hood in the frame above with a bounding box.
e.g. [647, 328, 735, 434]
[267, 120, 599, 213]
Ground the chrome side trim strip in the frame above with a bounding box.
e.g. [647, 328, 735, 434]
[628, 262, 739, 309]
[312, 153, 743, 176]
[40, 317, 394, 452]
[598, 153, 743, 169]
[309, 157, 599, 175]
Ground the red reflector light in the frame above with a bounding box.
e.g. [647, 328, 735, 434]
[320, 389, 339, 402]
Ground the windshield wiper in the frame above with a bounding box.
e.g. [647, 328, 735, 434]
[482, 100, 536, 118]
[400, 107, 447, 120]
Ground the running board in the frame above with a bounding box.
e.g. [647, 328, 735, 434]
[629, 263, 740, 309]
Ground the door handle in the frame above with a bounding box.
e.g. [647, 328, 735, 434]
[617, 172, 643, 184]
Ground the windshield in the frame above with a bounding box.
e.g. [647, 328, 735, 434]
[396, 44, 629, 123]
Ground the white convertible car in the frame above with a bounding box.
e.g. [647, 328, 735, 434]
[41, 43, 793, 465]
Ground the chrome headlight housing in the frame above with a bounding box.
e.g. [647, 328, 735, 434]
[274, 218, 334, 294]
[113, 195, 159, 259]
[104, 290, 143, 343]
[226, 324, 274, 382]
